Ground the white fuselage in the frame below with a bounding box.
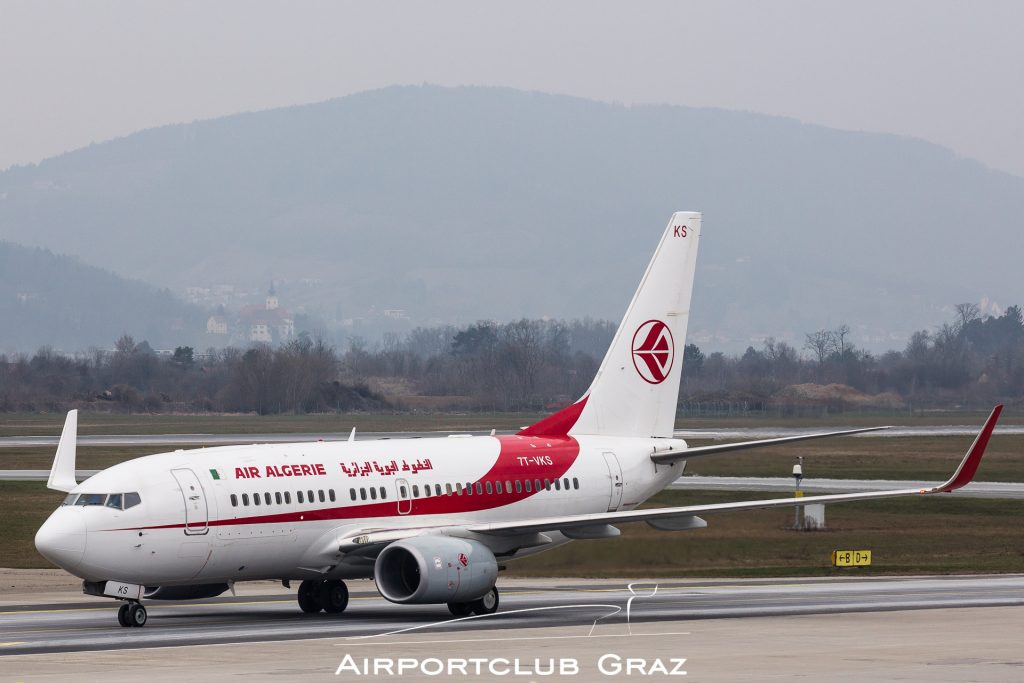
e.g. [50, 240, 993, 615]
[37, 433, 686, 587]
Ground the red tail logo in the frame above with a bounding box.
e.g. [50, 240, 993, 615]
[632, 320, 674, 384]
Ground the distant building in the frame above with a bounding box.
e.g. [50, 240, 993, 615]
[238, 286, 295, 343]
[206, 315, 229, 335]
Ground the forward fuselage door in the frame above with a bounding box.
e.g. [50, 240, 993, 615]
[396, 478, 412, 515]
[601, 451, 624, 512]
[171, 468, 210, 535]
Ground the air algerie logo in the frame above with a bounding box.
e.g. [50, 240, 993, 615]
[631, 319, 674, 384]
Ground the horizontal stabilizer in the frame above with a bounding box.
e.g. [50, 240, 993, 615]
[651, 426, 889, 463]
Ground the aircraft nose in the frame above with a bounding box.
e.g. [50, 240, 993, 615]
[35, 511, 86, 571]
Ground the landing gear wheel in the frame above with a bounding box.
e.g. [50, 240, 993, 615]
[319, 580, 349, 614]
[117, 602, 131, 627]
[447, 601, 474, 617]
[127, 602, 148, 627]
[471, 587, 499, 616]
[297, 580, 321, 613]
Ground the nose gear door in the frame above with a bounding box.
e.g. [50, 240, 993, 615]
[171, 468, 210, 535]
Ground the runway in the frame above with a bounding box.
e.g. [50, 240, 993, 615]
[2, 575, 1022, 656]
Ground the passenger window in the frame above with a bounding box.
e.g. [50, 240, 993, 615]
[230, 494, 238, 508]
[544, 479, 551, 490]
[563, 478, 570, 490]
[241, 493, 249, 506]
[308, 489, 314, 503]
[370, 487, 377, 500]
[360, 488, 367, 501]
[264, 492, 272, 505]
[445, 483, 453, 496]
[253, 492, 261, 506]
[318, 490, 326, 503]
[515, 481, 523, 493]
[284, 491, 291, 504]
[435, 484, 442, 496]
[534, 479, 541, 492]
[476, 482, 483, 495]
[329, 489, 336, 502]
[486, 481, 493, 494]
[573, 477, 579, 490]
[350, 489, 356, 501]
[412, 485, 419, 497]
[380, 487, 387, 500]
[555, 479, 561, 491]
[275, 492, 283, 505]
[455, 483, 462, 496]
[298, 490, 305, 503]
[525, 480, 532, 493]
[505, 480, 512, 493]
[106, 493, 123, 510]
[400, 485, 407, 498]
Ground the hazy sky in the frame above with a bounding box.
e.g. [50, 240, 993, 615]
[2, 1, 1022, 177]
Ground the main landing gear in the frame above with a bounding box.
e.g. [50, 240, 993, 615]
[448, 586, 499, 617]
[297, 579, 350, 614]
[116, 601, 147, 627]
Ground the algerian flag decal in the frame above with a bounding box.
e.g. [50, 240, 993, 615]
[209, 468, 221, 480]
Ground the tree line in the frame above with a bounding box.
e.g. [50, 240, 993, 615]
[0, 308, 1020, 415]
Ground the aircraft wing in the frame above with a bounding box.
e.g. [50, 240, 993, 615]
[337, 406, 1000, 549]
[467, 405, 1001, 537]
[651, 426, 889, 463]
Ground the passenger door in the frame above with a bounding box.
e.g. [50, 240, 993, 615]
[601, 451, 624, 512]
[171, 468, 210, 535]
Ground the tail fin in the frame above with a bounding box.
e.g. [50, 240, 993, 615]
[520, 211, 701, 439]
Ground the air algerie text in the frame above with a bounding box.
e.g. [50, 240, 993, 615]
[234, 464, 327, 479]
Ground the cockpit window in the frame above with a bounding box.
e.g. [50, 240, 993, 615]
[64, 492, 141, 509]
[75, 493, 107, 506]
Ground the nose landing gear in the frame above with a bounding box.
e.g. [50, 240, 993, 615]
[297, 579, 349, 614]
[117, 601, 148, 627]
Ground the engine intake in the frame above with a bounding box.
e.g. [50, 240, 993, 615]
[374, 537, 497, 604]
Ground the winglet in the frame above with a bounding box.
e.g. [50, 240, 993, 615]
[47, 409, 79, 493]
[932, 405, 1003, 493]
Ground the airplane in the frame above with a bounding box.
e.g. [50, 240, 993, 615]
[34, 211, 1003, 628]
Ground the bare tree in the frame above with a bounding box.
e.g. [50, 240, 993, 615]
[804, 329, 834, 365]
[954, 302, 981, 334]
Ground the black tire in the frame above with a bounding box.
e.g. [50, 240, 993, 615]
[297, 580, 321, 613]
[117, 602, 131, 627]
[128, 603, 148, 627]
[471, 587, 499, 616]
[319, 580, 349, 614]
[447, 602, 474, 617]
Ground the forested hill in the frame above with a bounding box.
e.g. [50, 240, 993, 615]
[0, 241, 206, 352]
[1, 85, 1022, 351]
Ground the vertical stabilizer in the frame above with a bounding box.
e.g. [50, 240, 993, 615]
[519, 212, 701, 438]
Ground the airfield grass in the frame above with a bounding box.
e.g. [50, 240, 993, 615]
[4, 482, 1023, 576]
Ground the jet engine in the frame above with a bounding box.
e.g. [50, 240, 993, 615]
[374, 537, 498, 604]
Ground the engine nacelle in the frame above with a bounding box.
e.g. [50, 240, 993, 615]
[374, 537, 498, 604]
[143, 583, 231, 600]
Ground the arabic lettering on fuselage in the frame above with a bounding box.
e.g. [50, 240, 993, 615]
[339, 458, 434, 477]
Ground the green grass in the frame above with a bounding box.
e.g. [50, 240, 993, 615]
[506, 489, 1024, 577]
[0, 482, 64, 568]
